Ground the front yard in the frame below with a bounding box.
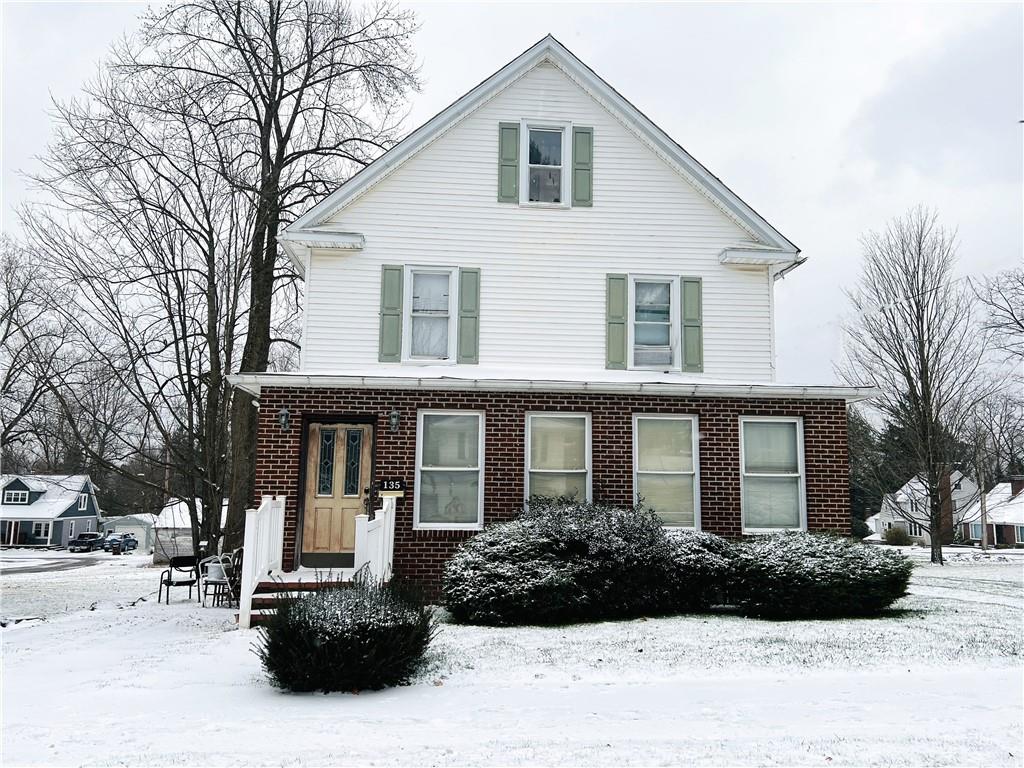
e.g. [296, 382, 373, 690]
[2, 549, 1021, 767]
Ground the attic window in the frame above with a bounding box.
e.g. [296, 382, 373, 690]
[3, 490, 28, 504]
[528, 128, 563, 203]
[78, 493, 88, 511]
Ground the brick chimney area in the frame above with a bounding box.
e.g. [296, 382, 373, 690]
[1009, 476, 1024, 497]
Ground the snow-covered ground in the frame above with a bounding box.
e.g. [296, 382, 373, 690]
[2, 553, 1021, 767]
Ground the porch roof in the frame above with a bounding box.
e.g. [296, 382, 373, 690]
[228, 367, 878, 402]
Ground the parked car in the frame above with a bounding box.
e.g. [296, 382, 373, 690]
[102, 533, 138, 552]
[68, 532, 105, 552]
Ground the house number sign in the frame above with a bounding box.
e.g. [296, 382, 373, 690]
[377, 478, 406, 498]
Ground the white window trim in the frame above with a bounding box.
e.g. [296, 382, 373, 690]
[68, 520, 76, 539]
[401, 266, 458, 364]
[739, 415, 807, 534]
[519, 118, 573, 208]
[632, 413, 701, 530]
[524, 412, 593, 503]
[413, 409, 485, 531]
[1016, 525, 1024, 544]
[970, 522, 983, 540]
[3, 490, 29, 504]
[78, 493, 88, 512]
[32, 522, 50, 538]
[627, 275, 680, 372]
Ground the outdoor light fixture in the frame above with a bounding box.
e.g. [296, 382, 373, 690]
[277, 407, 291, 433]
[388, 408, 401, 433]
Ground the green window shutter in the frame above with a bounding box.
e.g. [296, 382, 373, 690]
[572, 127, 593, 207]
[497, 122, 519, 203]
[378, 265, 404, 362]
[606, 274, 627, 370]
[682, 277, 703, 373]
[457, 268, 480, 364]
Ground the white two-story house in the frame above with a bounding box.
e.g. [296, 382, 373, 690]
[230, 36, 872, 589]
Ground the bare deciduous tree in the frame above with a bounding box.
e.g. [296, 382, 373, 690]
[120, 0, 420, 546]
[839, 207, 992, 563]
[976, 268, 1024, 362]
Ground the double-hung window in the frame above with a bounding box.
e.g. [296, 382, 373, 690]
[404, 268, 456, 361]
[526, 413, 591, 501]
[629, 277, 677, 368]
[3, 490, 28, 504]
[740, 417, 806, 532]
[521, 122, 570, 205]
[415, 411, 484, 529]
[970, 522, 983, 540]
[1016, 525, 1024, 544]
[78, 493, 88, 512]
[32, 522, 49, 538]
[633, 415, 699, 528]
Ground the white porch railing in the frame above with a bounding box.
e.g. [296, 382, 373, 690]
[238, 495, 286, 629]
[353, 496, 397, 582]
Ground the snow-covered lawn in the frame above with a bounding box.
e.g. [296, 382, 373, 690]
[2, 555, 1021, 767]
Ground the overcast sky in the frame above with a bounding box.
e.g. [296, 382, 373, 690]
[3, 2, 1021, 384]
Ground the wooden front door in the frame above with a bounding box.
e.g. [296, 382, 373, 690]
[301, 423, 373, 568]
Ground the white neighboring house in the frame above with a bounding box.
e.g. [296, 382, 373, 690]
[958, 479, 1024, 547]
[152, 498, 228, 564]
[0, 475, 104, 547]
[865, 471, 979, 545]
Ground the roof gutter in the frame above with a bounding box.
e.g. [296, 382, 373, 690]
[228, 372, 878, 404]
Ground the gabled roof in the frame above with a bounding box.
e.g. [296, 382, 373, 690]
[154, 498, 228, 529]
[0, 474, 96, 521]
[280, 34, 800, 274]
[961, 483, 1024, 527]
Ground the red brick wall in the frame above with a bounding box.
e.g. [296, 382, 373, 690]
[254, 387, 850, 589]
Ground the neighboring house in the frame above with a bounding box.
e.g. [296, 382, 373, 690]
[959, 479, 1024, 547]
[102, 513, 157, 552]
[229, 35, 873, 591]
[153, 498, 228, 564]
[0, 475, 104, 547]
[866, 471, 979, 545]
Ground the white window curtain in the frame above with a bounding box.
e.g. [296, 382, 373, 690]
[410, 272, 451, 358]
[742, 420, 802, 530]
[635, 417, 696, 527]
[417, 413, 482, 526]
[528, 415, 589, 499]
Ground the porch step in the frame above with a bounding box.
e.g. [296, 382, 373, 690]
[253, 579, 352, 594]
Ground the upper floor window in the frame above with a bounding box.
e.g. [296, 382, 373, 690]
[3, 490, 28, 504]
[740, 416, 806, 533]
[403, 268, 456, 361]
[78, 493, 88, 511]
[527, 127, 564, 204]
[630, 277, 677, 369]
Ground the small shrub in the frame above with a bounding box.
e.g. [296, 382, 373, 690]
[883, 526, 912, 546]
[442, 498, 733, 625]
[730, 532, 913, 620]
[255, 574, 437, 692]
[851, 517, 872, 540]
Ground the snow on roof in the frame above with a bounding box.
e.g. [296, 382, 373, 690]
[104, 513, 157, 528]
[154, 498, 228, 530]
[961, 483, 1024, 527]
[0, 475, 94, 521]
[892, 471, 973, 503]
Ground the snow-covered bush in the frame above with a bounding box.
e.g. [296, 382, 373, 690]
[730, 532, 913, 619]
[666, 530, 736, 611]
[255, 575, 437, 692]
[442, 498, 733, 625]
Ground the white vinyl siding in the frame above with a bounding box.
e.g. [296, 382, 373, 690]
[303, 62, 775, 380]
[632, 414, 700, 528]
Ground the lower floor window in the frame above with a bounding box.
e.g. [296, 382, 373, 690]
[1017, 526, 1024, 543]
[526, 413, 591, 500]
[32, 522, 50, 538]
[740, 417, 805, 532]
[415, 411, 484, 529]
[908, 522, 922, 537]
[970, 522, 982, 540]
[633, 415, 699, 527]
